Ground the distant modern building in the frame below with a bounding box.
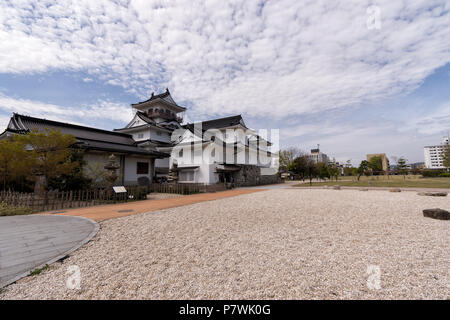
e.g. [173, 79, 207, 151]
[366, 153, 389, 174]
[424, 136, 449, 169]
[309, 148, 329, 164]
[390, 162, 424, 171]
[409, 162, 425, 170]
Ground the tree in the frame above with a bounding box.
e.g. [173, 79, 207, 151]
[279, 147, 303, 172]
[368, 156, 383, 175]
[305, 157, 318, 185]
[328, 164, 340, 181]
[290, 154, 308, 180]
[15, 129, 78, 194]
[357, 160, 370, 181]
[317, 162, 330, 180]
[48, 149, 92, 191]
[290, 153, 318, 184]
[0, 138, 32, 190]
[442, 145, 450, 169]
[397, 157, 408, 179]
[343, 160, 353, 176]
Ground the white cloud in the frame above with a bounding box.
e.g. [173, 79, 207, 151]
[0, 93, 133, 129]
[0, 113, 10, 132]
[0, 0, 449, 119]
[279, 98, 450, 165]
[282, 121, 432, 165]
[402, 102, 450, 135]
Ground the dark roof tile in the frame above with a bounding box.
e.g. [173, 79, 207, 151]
[182, 115, 245, 132]
[7, 114, 169, 158]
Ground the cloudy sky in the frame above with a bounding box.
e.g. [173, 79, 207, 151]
[1, 0, 450, 165]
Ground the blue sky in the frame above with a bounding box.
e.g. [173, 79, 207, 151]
[1, 0, 450, 165]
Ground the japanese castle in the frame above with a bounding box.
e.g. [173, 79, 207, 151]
[1, 89, 277, 186]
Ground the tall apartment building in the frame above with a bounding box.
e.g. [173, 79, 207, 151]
[309, 148, 329, 164]
[424, 136, 449, 169]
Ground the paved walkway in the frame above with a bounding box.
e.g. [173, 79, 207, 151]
[0, 215, 98, 288]
[52, 189, 266, 221]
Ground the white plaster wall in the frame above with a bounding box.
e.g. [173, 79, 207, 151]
[177, 163, 214, 184]
[123, 156, 153, 185]
[149, 128, 171, 143]
[155, 158, 169, 168]
[132, 129, 150, 141]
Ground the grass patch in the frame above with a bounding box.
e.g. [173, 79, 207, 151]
[29, 264, 49, 276]
[294, 177, 450, 189]
[0, 202, 33, 216]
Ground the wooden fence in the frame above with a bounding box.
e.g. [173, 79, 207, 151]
[150, 183, 227, 194]
[0, 186, 147, 213]
[0, 183, 228, 213]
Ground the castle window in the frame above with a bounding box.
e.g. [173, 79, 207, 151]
[137, 162, 149, 174]
[137, 133, 144, 139]
[180, 171, 194, 182]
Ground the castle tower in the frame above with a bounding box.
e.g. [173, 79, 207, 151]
[131, 88, 186, 124]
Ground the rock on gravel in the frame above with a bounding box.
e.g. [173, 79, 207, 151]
[418, 192, 448, 197]
[423, 208, 450, 220]
[1, 189, 449, 300]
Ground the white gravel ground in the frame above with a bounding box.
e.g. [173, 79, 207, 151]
[1, 189, 449, 299]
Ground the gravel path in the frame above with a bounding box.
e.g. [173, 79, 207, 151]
[1, 189, 449, 299]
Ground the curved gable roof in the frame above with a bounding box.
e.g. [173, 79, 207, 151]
[6, 114, 169, 157]
[182, 115, 245, 132]
[131, 89, 186, 111]
[8, 114, 135, 145]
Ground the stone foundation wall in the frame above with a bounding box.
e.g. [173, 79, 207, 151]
[234, 165, 259, 187]
[259, 174, 280, 185]
[234, 165, 282, 187]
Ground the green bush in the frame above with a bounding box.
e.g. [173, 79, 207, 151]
[0, 202, 32, 216]
[438, 173, 450, 177]
[422, 170, 444, 177]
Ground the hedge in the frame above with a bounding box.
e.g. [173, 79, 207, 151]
[0, 201, 33, 216]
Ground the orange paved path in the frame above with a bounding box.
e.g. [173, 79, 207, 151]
[46, 189, 266, 222]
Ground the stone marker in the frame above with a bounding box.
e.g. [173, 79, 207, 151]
[423, 208, 450, 220]
[359, 188, 369, 191]
[390, 188, 401, 192]
[332, 185, 341, 190]
[417, 192, 447, 197]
